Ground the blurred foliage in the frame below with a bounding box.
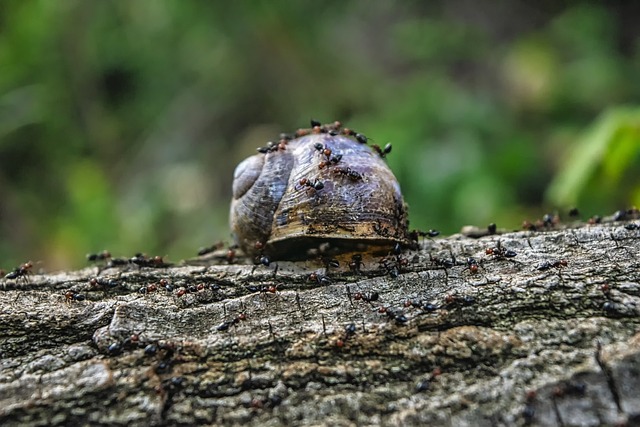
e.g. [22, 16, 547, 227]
[1, 1, 640, 269]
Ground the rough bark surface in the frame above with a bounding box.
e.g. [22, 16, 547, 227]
[1, 222, 639, 426]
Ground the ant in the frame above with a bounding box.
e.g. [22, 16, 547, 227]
[335, 323, 358, 348]
[443, 293, 475, 308]
[89, 277, 119, 288]
[409, 229, 440, 245]
[130, 254, 170, 268]
[308, 271, 332, 285]
[246, 284, 278, 295]
[379, 254, 408, 278]
[485, 241, 517, 259]
[379, 306, 408, 324]
[87, 250, 111, 262]
[542, 213, 559, 228]
[64, 290, 86, 304]
[314, 143, 342, 169]
[587, 215, 602, 225]
[321, 256, 340, 269]
[197, 241, 225, 256]
[256, 140, 287, 154]
[537, 259, 568, 271]
[429, 253, 455, 269]
[371, 143, 392, 158]
[139, 283, 159, 294]
[334, 167, 363, 182]
[252, 253, 271, 267]
[341, 128, 368, 144]
[467, 258, 479, 274]
[217, 312, 248, 331]
[349, 254, 364, 274]
[404, 298, 439, 312]
[296, 177, 324, 192]
[353, 290, 379, 304]
[225, 247, 237, 264]
[5, 261, 33, 282]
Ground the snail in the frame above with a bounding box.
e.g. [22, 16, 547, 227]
[230, 121, 411, 261]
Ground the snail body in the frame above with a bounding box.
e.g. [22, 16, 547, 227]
[230, 124, 410, 260]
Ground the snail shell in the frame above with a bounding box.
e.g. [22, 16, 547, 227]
[230, 132, 410, 260]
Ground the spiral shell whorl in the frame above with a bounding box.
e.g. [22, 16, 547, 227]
[230, 130, 409, 260]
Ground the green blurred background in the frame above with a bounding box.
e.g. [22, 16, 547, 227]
[1, 1, 640, 270]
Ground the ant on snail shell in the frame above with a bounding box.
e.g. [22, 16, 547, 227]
[371, 143, 392, 158]
[333, 167, 363, 181]
[296, 177, 324, 192]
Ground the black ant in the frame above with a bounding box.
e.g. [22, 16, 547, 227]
[225, 247, 237, 263]
[89, 277, 119, 288]
[353, 290, 379, 304]
[314, 143, 342, 169]
[542, 213, 559, 228]
[197, 241, 225, 256]
[296, 177, 324, 192]
[5, 261, 33, 282]
[537, 259, 568, 271]
[106, 257, 130, 267]
[64, 290, 86, 303]
[404, 298, 439, 312]
[321, 256, 340, 270]
[409, 229, 440, 245]
[379, 254, 409, 278]
[467, 258, 479, 274]
[256, 139, 287, 154]
[217, 312, 247, 331]
[87, 250, 111, 262]
[371, 143, 392, 158]
[587, 215, 602, 225]
[379, 306, 408, 324]
[130, 254, 170, 268]
[308, 271, 332, 285]
[486, 241, 517, 259]
[341, 128, 368, 144]
[335, 323, 358, 348]
[443, 293, 476, 308]
[334, 167, 363, 181]
[429, 254, 455, 269]
[349, 254, 364, 274]
[246, 284, 278, 295]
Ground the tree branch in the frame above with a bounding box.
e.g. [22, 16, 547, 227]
[1, 223, 639, 426]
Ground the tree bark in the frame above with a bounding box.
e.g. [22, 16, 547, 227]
[1, 222, 639, 426]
